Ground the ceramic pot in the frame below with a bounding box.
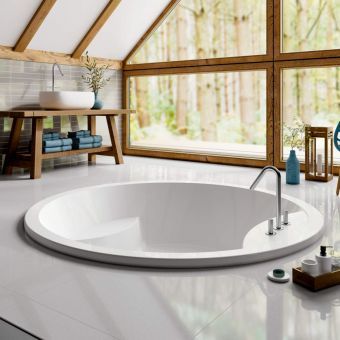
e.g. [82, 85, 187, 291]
[92, 91, 103, 110]
[286, 149, 300, 184]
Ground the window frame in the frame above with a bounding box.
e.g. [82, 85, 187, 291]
[122, 0, 340, 174]
[274, 0, 340, 61]
[274, 57, 340, 172]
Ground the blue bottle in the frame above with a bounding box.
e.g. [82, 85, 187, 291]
[286, 149, 300, 184]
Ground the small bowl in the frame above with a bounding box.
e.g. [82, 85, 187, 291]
[273, 269, 285, 278]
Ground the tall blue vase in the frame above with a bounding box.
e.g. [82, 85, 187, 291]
[92, 91, 103, 110]
[286, 149, 300, 184]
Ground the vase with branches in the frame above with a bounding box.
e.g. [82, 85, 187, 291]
[283, 119, 308, 185]
[82, 51, 111, 109]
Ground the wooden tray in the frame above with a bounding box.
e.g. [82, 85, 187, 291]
[292, 267, 340, 291]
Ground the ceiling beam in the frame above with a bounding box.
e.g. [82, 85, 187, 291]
[0, 45, 121, 69]
[71, 0, 121, 59]
[13, 0, 57, 52]
[123, 0, 181, 65]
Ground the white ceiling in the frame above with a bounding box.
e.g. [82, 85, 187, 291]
[29, 0, 109, 54]
[0, 0, 41, 46]
[86, 0, 171, 59]
[0, 0, 172, 60]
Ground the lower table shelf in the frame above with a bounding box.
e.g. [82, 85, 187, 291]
[17, 145, 114, 160]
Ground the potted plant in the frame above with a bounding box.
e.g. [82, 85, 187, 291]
[82, 51, 111, 109]
[283, 119, 308, 184]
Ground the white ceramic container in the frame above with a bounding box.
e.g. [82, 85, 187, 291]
[24, 182, 324, 268]
[39, 91, 95, 110]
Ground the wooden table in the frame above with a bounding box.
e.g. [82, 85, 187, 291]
[0, 109, 135, 179]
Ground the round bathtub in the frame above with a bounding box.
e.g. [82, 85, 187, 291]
[24, 182, 324, 268]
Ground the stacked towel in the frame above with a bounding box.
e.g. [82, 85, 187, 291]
[42, 133, 73, 153]
[68, 130, 103, 150]
[43, 145, 72, 153]
[74, 142, 102, 150]
[43, 138, 72, 148]
[43, 132, 60, 140]
[67, 130, 91, 138]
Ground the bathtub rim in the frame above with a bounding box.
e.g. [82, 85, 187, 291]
[24, 181, 324, 268]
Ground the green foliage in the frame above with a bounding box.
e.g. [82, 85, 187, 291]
[81, 51, 110, 93]
[187, 110, 201, 140]
[283, 118, 308, 150]
[150, 94, 177, 133]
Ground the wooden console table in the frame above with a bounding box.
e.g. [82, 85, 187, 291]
[0, 109, 135, 179]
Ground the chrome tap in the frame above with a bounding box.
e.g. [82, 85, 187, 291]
[52, 63, 64, 91]
[250, 166, 282, 230]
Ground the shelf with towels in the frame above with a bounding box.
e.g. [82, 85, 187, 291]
[0, 109, 135, 179]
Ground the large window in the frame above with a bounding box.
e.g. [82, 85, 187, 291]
[129, 70, 267, 159]
[282, 66, 340, 164]
[130, 0, 267, 64]
[124, 0, 340, 171]
[282, 0, 340, 53]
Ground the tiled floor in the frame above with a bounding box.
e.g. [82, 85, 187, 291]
[0, 156, 339, 340]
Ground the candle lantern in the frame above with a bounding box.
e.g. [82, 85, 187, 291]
[305, 126, 333, 182]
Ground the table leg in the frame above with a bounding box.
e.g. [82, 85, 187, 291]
[337, 169, 340, 196]
[87, 116, 96, 163]
[30, 117, 43, 179]
[106, 116, 123, 164]
[2, 118, 24, 175]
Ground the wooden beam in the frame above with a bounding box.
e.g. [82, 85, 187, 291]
[123, 0, 181, 65]
[13, 0, 57, 52]
[71, 0, 122, 59]
[0, 45, 122, 69]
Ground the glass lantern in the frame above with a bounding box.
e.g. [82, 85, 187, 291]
[305, 127, 333, 182]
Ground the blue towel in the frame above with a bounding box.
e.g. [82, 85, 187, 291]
[43, 138, 72, 147]
[43, 145, 72, 153]
[72, 135, 102, 144]
[43, 132, 60, 140]
[73, 142, 102, 150]
[68, 130, 91, 138]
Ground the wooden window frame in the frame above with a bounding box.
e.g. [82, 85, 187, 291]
[123, 63, 274, 167]
[274, 57, 340, 174]
[273, 0, 340, 61]
[124, 0, 273, 70]
[122, 0, 340, 172]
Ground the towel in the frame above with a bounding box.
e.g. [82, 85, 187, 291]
[43, 145, 72, 153]
[68, 130, 91, 138]
[72, 135, 102, 144]
[43, 132, 60, 140]
[43, 138, 72, 148]
[73, 142, 102, 150]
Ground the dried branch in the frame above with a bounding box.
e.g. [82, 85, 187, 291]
[81, 51, 111, 93]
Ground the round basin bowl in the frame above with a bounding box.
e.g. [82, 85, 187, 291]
[24, 182, 324, 268]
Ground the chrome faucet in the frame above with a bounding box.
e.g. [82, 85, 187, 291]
[52, 63, 64, 91]
[250, 166, 282, 230]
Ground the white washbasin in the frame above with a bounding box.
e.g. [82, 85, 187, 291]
[39, 91, 95, 110]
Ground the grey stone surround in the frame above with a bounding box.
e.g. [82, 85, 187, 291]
[0, 59, 122, 172]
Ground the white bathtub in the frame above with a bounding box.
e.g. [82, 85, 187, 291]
[24, 182, 324, 268]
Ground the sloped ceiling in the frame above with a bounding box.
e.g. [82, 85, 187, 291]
[28, 0, 109, 54]
[0, 0, 41, 46]
[86, 0, 172, 60]
[0, 0, 172, 60]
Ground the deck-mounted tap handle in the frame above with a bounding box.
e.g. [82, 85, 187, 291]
[266, 219, 275, 235]
[283, 211, 289, 225]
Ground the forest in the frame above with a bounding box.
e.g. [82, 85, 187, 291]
[128, 0, 340, 160]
